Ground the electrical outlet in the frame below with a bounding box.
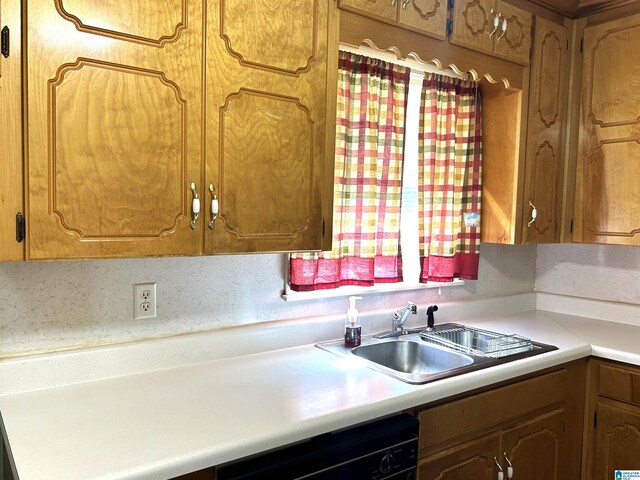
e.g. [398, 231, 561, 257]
[134, 283, 156, 320]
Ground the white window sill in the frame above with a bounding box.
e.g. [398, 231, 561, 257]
[281, 279, 465, 302]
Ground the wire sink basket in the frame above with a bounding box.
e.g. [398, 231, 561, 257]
[420, 324, 538, 359]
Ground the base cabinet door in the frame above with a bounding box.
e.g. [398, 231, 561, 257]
[592, 402, 640, 478]
[417, 435, 500, 480]
[500, 409, 565, 479]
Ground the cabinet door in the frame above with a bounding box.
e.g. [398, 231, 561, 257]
[26, 0, 204, 259]
[500, 409, 565, 480]
[593, 402, 640, 479]
[450, 0, 494, 55]
[492, 1, 532, 65]
[417, 434, 500, 480]
[338, 0, 397, 23]
[397, 0, 447, 39]
[574, 13, 640, 245]
[522, 18, 567, 243]
[205, 0, 334, 253]
[0, 0, 23, 261]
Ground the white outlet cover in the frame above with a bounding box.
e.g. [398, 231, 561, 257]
[133, 283, 157, 320]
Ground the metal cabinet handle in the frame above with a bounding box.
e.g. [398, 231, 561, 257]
[503, 453, 513, 479]
[189, 182, 200, 230]
[527, 200, 538, 227]
[391, 0, 397, 6]
[494, 457, 504, 480]
[488, 8, 500, 38]
[497, 17, 508, 43]
[402, 0, 410, 9]
[208, 184, 219, 230]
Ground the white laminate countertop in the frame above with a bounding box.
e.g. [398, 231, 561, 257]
[1, 303, 640, 480]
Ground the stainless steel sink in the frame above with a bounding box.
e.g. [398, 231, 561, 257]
[316, 323, 557, 384]
[352, 340, 473, 375]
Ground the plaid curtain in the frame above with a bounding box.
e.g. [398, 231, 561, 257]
[289, 51, 410, 291]
[418, 73, 482, 282]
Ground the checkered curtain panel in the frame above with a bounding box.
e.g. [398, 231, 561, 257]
[418, 73, 482, 282]
[289, 51, 410, 291]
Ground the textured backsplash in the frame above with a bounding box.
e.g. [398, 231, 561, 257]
[0, 244, 536, 358]
[536, 243, 640, 305]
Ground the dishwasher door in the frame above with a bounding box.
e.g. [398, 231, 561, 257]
[216, 414, 419, 480]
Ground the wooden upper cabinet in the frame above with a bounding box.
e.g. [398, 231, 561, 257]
[22, 0, 336, 259]
[450, 0, 532, 65]
[339, 0, 397, 23]
[339, 0, 446, 39]
[204, 0, 335, 254]
[574, 12, 640, 246]
[398, 0, 448, 39]
[0, 0, 24, 262]
[522, 17, 568, 243]
[25, 0, 204, 259]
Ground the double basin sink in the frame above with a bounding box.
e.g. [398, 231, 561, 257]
[317, 323, 557, 384]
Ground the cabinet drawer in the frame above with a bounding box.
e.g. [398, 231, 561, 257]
[599, 363, 640, 407]
[418, 369, 567, 452]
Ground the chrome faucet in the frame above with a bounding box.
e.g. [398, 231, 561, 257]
[392, 301, 417, 332]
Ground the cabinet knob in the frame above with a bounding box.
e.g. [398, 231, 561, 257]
[527, 200, 537, 227]
[208, 184, 219, 230]
[190, 182, 200, 230]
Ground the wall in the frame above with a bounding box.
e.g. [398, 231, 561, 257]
[536, 244, 640, 305]
[0, 244, 536, 358]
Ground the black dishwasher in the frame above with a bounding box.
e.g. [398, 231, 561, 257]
[216, 413, 419, 480]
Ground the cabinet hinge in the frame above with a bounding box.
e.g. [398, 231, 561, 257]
[448, 0, 454, 10]
[1, 26, 9, 58]
[16, 212, 25, 243]
[580, 38, 583, 53]
[322, 218, 326, 238]
[446, 19, 453, 37]
[594, 410, 598, 429]
[570, 219, 574, 234]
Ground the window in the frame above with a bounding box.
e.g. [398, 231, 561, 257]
[288, 46, 482, 297]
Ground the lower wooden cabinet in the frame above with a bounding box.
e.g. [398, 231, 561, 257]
[416, 361, 586, 480]
[584, 359, 640, 479]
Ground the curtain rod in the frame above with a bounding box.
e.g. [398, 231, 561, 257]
[339, 42, 468, 81]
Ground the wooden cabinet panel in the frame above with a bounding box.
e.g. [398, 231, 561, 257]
[593, 402, 640, 478]
[501, 409, 565, 480]
[574, 12, 640, 245]
[338, 0, 397, 23]
[0, 0, 23, 261]
[492, 1, 532, 65]
[398, 0, 447, 39]
[205, 0, 332, 253]
[417, 434, 499, 480]
[450, 0, 494, 55]
[25, 0, 204, 259]
[522, 17, 568, 243]
[599, 363, 640, 407]
[451, 0, 531, 64]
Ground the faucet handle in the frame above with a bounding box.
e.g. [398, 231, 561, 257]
[407, 301, 417, 313]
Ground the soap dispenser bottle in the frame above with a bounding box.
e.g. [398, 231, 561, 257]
[344, 296, 363, 347]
